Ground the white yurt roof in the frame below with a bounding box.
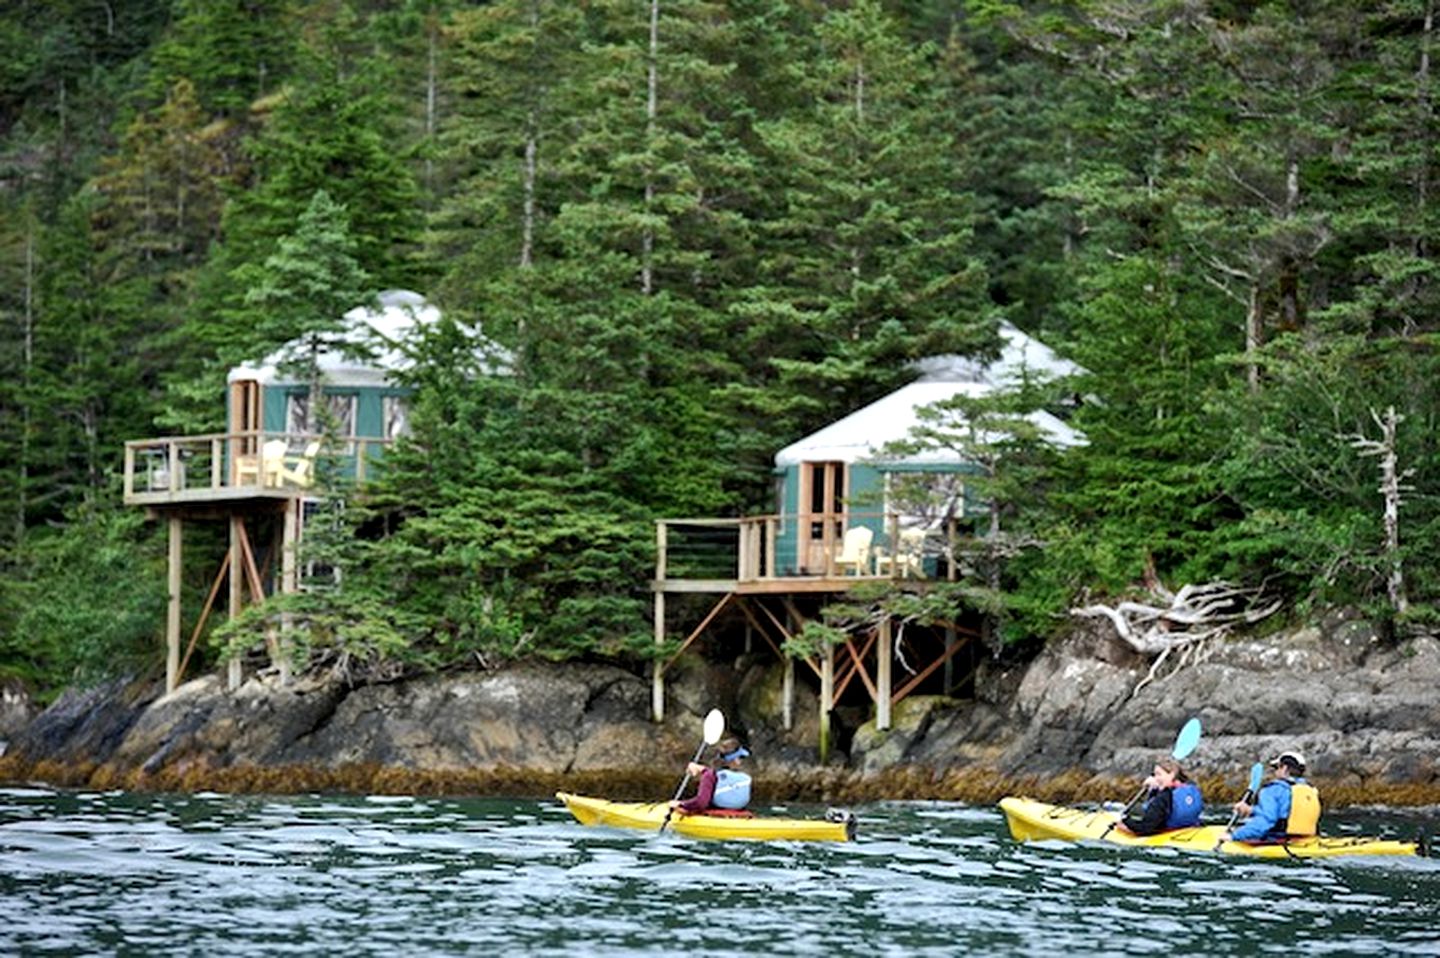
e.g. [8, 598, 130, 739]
[909, 321, 1083, 386]
[774, 323, 1086, 468]
[227, 289, 506, 387]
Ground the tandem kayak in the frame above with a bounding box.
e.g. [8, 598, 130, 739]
[999, 797, 1423, 859]
[556, 792, 855, 842]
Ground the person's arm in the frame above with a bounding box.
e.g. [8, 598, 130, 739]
[1124, 788, 1171, 836]
[1230, 783, 1284, 841]
[677, 767, 717, 813]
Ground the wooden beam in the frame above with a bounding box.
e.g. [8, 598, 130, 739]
[234, 519, 267, 603]
[227, 516, 243, 691]
[735, 599, 785, 659]
[832, 630, 878, 703]
[783, 655, 794, 731]
[819, 643, 834, 764]
[877, 618, 892, 731]
[166, 516, 182, 694]
[893, 633, 974, 703]
[177, 551, 231, 686]
[652, 589, 665, 722]
[663, 592, 735, 671]
[842, 634, 879, 703]
[753, 599, 821, 680]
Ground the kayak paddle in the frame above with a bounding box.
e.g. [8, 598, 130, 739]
[1223, 761, 1266, 834]
[1101, 717, 1202, 838]
[659, 708, 725, 834]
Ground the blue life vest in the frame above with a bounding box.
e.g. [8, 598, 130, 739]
[1164, 782, 1203, 829]
[712, 769, 752, 810]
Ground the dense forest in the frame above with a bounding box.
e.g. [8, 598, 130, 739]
[2, 0, 1437, 698]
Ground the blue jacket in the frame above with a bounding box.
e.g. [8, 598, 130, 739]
[1232, 779, 1297, 842]
[1165, 781, 1203, 828]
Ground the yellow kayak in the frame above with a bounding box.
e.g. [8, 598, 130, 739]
[556, 792, 855, 842]
[999, 797, 1422, 859]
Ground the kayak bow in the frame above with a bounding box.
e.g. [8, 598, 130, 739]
[1000, 797, 1420, 859]
[557, 792, 854, 842]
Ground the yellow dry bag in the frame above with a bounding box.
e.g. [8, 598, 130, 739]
[1286, 782, 1321, 837]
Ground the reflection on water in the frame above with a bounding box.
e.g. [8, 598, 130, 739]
[0, 787, 1437, 956]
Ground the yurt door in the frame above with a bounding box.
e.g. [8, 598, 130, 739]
[229, 379, 262, 481]
[799, 461, 845, 573]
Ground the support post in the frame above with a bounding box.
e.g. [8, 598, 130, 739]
[652, 590, 666, 722]
[782, 654, 794, 731]
[877, 618, 892, 731]
[166, 516, 182, 694]
[652, 522, 667, 722]
[277, 502, 299, 684]
[819, 642, 834, 763]
[227, 515, 244, 690]
[944, 624, 956, 691]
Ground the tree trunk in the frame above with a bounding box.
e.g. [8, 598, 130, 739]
[1245, 280, 1262, 393]
[641, 0, 659, 295]
[16, 226, 34, 546]
[425, 15, 439, 196]
[521, 122, 537, 270]
[1416, 1, 1435, 272]
[1375, 407, 1409, 614]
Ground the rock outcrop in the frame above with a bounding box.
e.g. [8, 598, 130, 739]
[0, 680, 38, 754]
[3, 611, 1437, 803]
[847, 610, 1440, 790]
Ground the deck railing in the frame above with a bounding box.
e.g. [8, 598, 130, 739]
[123, 431, 393, 505]
[655, 512, 965, 586]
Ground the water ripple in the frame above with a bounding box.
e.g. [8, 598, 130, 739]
[0, 791, 1436, 955]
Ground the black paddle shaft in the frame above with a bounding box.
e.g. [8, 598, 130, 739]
[1224, 785, 1259, 832]
[1099, 784, 1149, 839]
[659, 740, 710, 833]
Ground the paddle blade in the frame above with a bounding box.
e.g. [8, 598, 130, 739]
[1247, 761, 1264, 793]
[1172, 718, 1202, 760]
[702, 708, 726, 746]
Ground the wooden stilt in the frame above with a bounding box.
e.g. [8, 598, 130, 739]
[282, 501, 299, 593]
[166, 516, 182, 694]
[279, 500, 299, 684]
[653, 523, 667, 723]
[652, 590, 666, 722]
[944, 624, 956, 691]
[877, 618, 892, 731]
[819, 642, 834, 764]
[783, 655, 794, 731]
[227, 515, 243, 691]
[177, 552, 231, 685]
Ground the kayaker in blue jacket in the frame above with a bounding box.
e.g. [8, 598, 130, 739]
[1123, 758, 1203, 835]
[1221, 750, 1322, 844]
[671, 737, 752, 814]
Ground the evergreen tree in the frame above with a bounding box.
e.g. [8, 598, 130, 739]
[727, 0, 993, 464]
[148, 0, 298, 118]
[240, 188, 374, 430]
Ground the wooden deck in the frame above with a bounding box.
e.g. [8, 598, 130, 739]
[651, 513, 962, 592]
[123, 431, 391, 508]
[123, 430, 393, 695]
[651, 515, 978, 757]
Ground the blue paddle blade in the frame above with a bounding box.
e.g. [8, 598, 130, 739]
[1248, 761, 1265, 792]
[1172, 718, 1202, 760]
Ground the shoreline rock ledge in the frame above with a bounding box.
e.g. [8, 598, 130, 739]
[1, 611, 1437, 807]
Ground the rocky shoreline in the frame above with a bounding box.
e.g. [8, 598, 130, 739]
[3, 611, 1438, 807]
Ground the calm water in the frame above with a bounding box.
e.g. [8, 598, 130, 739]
[1, 786, 1437, 956]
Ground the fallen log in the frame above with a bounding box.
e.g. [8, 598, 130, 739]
[1071, 580, 1281, 655]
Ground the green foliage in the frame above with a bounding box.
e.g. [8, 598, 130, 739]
[241, 188, 373, 395]
[0, 509, 165, 696]
[10, 0, 1440, 693]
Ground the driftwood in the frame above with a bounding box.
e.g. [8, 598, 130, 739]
[1071, 580, 1281, 656]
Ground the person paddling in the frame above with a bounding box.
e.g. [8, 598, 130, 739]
[1219, 750, 1321, 845]
[669, 737, 752, 815]
[1121, 757, 1203, 835]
